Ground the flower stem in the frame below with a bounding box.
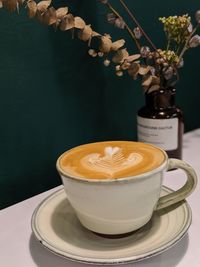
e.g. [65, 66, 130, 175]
[104, 1, 141, 50]
[175, 45, 181, 56]
[166, 38, 171, 51]
[119, 0, 157, 51]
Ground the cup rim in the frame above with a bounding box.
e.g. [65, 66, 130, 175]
[56, 141, 168, 184]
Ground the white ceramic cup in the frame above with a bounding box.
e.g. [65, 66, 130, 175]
[56, 145, 197, 235]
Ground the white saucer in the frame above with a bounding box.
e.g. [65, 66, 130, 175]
[31, 187, 192, 265]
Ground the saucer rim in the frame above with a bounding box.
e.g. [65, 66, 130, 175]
[31, 187, 192, 265]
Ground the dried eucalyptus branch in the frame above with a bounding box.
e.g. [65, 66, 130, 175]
[0, 0, 127, 55]
[119, 0, 157, 51]
[100, 0, 181, 92]
[1, 0, 200, 94]
[100, 0, 141, 50]
[178, 24, 200, 62]
[0, 0, 150, 84]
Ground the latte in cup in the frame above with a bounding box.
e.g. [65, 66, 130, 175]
[58, 141, 165, 179]
[57, 141, 197, 235]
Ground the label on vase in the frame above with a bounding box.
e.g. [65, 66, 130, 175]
[137, 116, 178, 150]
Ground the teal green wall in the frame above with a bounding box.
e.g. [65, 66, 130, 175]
[0, 0, 200, 208]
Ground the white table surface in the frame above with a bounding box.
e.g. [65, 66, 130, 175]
[1, 129, 200, 267]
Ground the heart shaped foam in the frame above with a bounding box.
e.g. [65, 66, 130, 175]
[81, 146, 143, 178]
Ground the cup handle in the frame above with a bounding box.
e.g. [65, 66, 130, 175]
[155, 158, 197, 211]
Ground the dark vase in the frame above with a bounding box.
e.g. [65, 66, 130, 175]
[137, 88, 184, 159]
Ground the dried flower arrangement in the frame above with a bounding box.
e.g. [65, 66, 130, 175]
[0, 0, 200, 93]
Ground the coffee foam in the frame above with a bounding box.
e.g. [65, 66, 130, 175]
[59, 141, 165, 179]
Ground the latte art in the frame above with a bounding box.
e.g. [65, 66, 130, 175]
[82, 146, 143, 177]
[59, 141, 166, 179]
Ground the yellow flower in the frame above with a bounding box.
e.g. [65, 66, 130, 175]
[159, 15, 191, 44]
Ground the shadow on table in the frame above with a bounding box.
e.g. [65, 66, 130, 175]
[29, 232, 189, 267]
